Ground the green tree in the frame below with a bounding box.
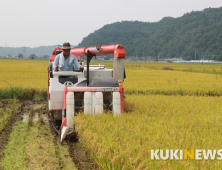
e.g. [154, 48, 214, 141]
[18, 53, 24, 58]
[43, 55, 50, 59]
[104, 55, 111, 60]
[29, 54, 37, 60]
[216, 53, 222, 61]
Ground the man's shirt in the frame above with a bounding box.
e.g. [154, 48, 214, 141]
[53, 53, 80, 71]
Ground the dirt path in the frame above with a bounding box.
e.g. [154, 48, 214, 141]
[0, 100, 99, 170]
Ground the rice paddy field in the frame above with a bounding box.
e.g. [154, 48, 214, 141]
[1, 59, 222, 169]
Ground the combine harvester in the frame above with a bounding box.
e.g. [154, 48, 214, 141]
[47, 44, 126, 141]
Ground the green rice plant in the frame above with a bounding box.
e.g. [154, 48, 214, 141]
[0, 87, 47, 100]
[27, 108, 34, 127]
[20, 102, 25, 112]
[11, 97, 18, 114]
[33, 90, 47, 101]
[178, 88, 184, 96]
[37, 110, 43, 126]
[1, 101, 6, 111]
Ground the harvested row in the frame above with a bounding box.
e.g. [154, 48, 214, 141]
[1, 121, 77, 169]
[0, 98, 17, 134]
[0, 99, 22, 166]
[0, 100, 77, 170]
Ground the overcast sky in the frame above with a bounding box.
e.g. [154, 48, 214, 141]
[0, 0, 221, 48]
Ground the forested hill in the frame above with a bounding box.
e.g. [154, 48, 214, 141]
[78, 7, 222, 60]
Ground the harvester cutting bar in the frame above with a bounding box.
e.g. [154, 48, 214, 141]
[60, 85, 124, 142]
[62, 86, 124, 113]
[68, 86, 120, 92]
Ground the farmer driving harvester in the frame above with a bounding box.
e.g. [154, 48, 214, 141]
[53, 42, 84, 71]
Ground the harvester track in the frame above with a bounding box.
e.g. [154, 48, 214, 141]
[0, 100, 99, 170]
[0, 101, 23, 164]
[66, 135, 99, 170]
[46, 102, 100, 170]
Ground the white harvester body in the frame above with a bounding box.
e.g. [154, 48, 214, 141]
[47, 44, 126, 142]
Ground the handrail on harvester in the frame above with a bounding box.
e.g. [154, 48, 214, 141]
[70, 44, 125, 58]
[51, 44, 125, 58]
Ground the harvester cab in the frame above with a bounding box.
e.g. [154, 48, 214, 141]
[47, 44, 126, 142]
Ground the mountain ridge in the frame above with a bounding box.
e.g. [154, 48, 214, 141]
[78, 7, 222, 60]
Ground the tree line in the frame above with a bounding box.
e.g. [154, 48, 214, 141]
[4, 53, 50, 60]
